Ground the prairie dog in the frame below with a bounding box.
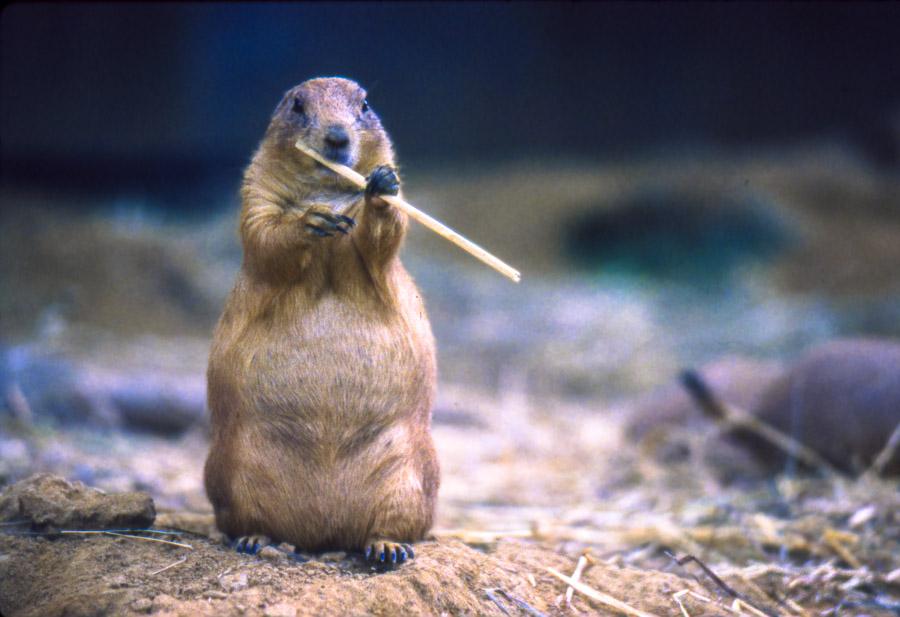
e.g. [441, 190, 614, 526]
[204, 77, 439, 565]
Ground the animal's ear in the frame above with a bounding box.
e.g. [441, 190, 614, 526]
[272, 88, 296, 116]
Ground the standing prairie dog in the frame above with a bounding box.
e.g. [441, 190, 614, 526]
[204, 77, 439, 565]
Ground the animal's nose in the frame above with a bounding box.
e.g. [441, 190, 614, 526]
[324, 125, 350, 149]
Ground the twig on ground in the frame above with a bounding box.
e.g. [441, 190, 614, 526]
[546, 567, 661, 617]
[680, 370, 843, 475]
[565, 554, 589, 608]
[484, 588, 512, 616]
[494, 588, 547, 617]
[821, 529, 863, 569]
[665, 551, 741, 599]
[864, 422, 900, 478]
[731, 598, 772, 617]
[665, 552, 781, 617]
[672, 589, 712, 617]
[57, 529, 192, 549]
[149, 555, 188, 576]
[102, 531, 194, 549]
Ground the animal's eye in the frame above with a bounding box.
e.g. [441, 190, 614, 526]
[361, 100, 370, 113]
[292, 97, 304, 115]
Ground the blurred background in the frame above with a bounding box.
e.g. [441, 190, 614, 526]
[2, 5, 900, 612]
[1, 0, 899, 556]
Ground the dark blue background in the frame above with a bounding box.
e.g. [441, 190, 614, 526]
[3, 2, 899, 197]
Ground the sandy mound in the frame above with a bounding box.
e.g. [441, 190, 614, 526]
[1, 530, 743, 617]
[0, 474, 734, 617]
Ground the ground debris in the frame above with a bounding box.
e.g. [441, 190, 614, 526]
[0, 472, 155, 532]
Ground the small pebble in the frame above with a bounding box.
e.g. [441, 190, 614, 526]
[259, 545, 287, 563]
[130, 598, 152, 613]
[108, 574, 129, 589]
[205, 590, 228, 599]
[848, 505, 877, 529]
[264, 603, 297, 617]
[319, 551, 346, 562]
[220, 572, 249, 592]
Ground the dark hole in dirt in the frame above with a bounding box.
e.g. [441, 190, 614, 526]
[563, 191, 794, 285]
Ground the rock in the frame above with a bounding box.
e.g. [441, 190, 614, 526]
[0, 345, 207, 435]
[737, 338, 900, 476]
[0, 345, 100, 426]
[85, 368, 207, 435]
[258, 545, 287, 563]
[629, 339, 900, 480]
[220, 572, 249, 592]
[0, 473, 155, 531]
[130, 597, 153, 613]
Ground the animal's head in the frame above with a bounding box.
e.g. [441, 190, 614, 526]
[265, 77, 393, 175]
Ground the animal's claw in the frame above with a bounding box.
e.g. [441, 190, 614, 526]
[363, 539, 413, 568]
[306, 224, 333, 238]
[230, 535, 271, 555]
[365, 165, 400, 199]
[305, 209, 355, 237]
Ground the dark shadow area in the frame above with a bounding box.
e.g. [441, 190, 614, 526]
[564, 192, 794, 285]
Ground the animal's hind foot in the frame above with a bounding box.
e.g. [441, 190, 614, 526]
[230, 534, 272, 555]
[363, 538, 415, 567]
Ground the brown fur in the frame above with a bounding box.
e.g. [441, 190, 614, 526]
[204, 77, 439, 552]
[741, 338, 900, 475]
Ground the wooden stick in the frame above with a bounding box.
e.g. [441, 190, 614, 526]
[295, 140, 521, 283]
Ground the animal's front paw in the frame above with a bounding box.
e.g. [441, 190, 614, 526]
[304, 205, 355, 238]
[230, 534, 272, 555]
[364, 538, 415, 567]
[365, 165, 400, 203]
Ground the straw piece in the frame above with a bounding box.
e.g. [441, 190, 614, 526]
[672, 589, 711, 617]
[57, 529, 193, 549]
[822, 528, 863, 569]
[295, 140, 521, 283]
[865, 421, 900, 478]
[546, 567, 661, 617]
[565, 555, 589, 606]
[149, 555, 188, 576]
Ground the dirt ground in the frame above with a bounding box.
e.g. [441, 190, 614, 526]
[1, 532, 728, 617]
[1, 384, 898, 617]
[2, 150, 899, 616]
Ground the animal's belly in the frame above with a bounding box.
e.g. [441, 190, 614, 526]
[238, 298, 434, 431]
